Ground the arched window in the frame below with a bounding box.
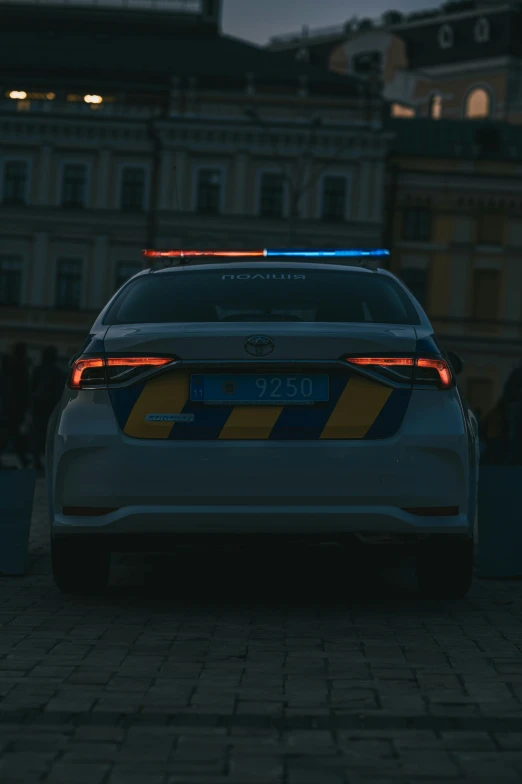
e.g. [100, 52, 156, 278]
[465, 87, 491, 119]
[429, 93, 443, 120]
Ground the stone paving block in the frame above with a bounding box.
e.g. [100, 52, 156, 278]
[44, 763, 111, 784]
[3, 479, 522, 781]
[229, 753, 284, 780]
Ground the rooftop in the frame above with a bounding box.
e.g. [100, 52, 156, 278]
[268, 1, 520, 50]
[0, 1, 366, 95]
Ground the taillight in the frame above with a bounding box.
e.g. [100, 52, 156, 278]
[346, 356, 453, 390]
[70, 358, 105, 389]
[69, 356, 173, 390]
[347, 356, 415, 385]
[415, 358, 452, 389]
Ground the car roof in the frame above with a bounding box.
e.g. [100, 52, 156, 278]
[148, 260, 378, 275]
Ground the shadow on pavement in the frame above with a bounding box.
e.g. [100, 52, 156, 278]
[103, 545, 438, 610]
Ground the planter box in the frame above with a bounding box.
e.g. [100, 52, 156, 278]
[0, 469, 36, 575]
[478, 466, 522, 578]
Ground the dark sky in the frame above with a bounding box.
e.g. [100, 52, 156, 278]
[222, 0, 438, 44]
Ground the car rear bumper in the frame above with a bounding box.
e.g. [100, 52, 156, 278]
[48, 387, 474, 540]
[52, 503, 470, 537]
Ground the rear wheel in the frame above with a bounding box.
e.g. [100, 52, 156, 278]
[416, 535, 473, 599]
[51, 538, 110, 594]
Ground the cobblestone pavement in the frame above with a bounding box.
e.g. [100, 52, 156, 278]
[1, 478, 522, 783]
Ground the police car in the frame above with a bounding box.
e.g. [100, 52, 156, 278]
[46, 249, 479, 597]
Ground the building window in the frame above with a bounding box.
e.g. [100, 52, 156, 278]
[391, 103, 415, 119]
[115, 261, 142, 290]
[474, 17, 490, 44]
[472, 269, 500, 322]
[3, 161, 28, 205]
[465, 88, 491, 119]
[438, 24, 454, 49]
[259, 172, 285, 218]
[0, 257, 22, 306]
[196, 169, 222, 215]
[321, 176, 347, 222]
[352, 50, 382, 76]
[429, 93, 443, 120]
[120, 167, 146, 211]
[55, 258, 82, 310]
[400, 267, 428, 306]
[477, 212, 503, 246]
[61, 163, 88, 208]
[402, 208, 432, 241]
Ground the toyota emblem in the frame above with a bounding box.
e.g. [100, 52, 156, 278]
[244, 336, 275, 357]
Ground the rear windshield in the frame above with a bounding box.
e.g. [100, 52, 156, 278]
[103, 266, 421, 325]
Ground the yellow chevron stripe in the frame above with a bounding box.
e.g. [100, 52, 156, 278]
[320, 376, 392, 440]
[123, 373, 189, 439]
[219, 405, 283, 440]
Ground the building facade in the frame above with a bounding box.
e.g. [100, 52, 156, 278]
[269, 1, 522, 124]
[386, 117, 522, 414]
[0, 0, 387, 361]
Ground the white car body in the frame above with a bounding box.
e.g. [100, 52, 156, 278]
[46, 260, 479, 596]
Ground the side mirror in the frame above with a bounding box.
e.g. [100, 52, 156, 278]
[447, 351, 464, 376]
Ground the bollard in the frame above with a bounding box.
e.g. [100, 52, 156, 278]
[477, 466, 522, 578]
[0, 469, 37, 575]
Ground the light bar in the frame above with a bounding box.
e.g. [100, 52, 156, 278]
[142, 249, 389, 259]
[266, 249, 389, 258]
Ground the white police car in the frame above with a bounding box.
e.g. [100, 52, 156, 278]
[46, 249, 478, 596]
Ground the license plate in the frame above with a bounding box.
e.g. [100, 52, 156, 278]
[190, 374, 329, 405]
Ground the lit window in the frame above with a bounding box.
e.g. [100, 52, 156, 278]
[3, 161, 28, 205]
[120, 168, 146, 212]
[196, 169, 222, 215]
[61, 164, 87, 208]
[391, 103, 415, 119]
[55, 259, 82, 310]
[259, 172, 285, 218]
[466, 88, 491, 119]
[321, 176, 347, 222]
[0, 257, 22, 306]
[402, 208, 432, 241]
[115, 261, 142, 291]
[429, 93, 442, 120]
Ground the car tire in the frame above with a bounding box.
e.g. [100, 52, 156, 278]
[416, 535, 473, 599]
[51, 538, 111, 594]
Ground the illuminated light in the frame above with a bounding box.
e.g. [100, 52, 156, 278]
[347, 357, 414, 367]
[106, 357, 172, 368]
[46, 92, 56, 100]
[69, 356, 174, 389]
[417, 357, 452, 389]
[347, 356, 452, 389]
[84, 94, 103, 104]
[266, 249, 390, 258]
[142, 250, 266, 258]
[142, 249, 389, 259]
[8, 90, 27, 100]
[70, 358, 104, 389]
